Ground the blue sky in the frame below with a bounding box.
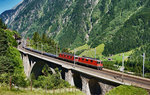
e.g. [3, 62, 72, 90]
[0, 0, 22, 14]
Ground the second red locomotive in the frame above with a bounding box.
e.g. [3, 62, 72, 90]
[59, 53, 103, 70]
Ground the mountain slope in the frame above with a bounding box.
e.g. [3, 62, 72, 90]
[0, 0, 150, 54]
[103, 1, 150, 55]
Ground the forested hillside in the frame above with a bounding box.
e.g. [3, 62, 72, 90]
[0, 0, 150, 58]
[103, 1, 150, 55]
[0, 19, 27, 87]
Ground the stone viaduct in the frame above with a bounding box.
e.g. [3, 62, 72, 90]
[20, 48, 127, 95]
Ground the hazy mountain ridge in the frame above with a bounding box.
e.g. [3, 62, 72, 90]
[0, 0, 150, 55]
[0, 0, 32, 25]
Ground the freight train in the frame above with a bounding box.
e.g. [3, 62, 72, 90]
[24, 47, 103, 70]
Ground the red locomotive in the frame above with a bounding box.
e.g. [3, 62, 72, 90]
[59, 53, 76, 61]
[59, 53, 103, 70]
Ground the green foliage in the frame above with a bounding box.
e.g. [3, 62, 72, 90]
[0, 73, 10, 84]
[79, 44, 104, 58]
[62, 48, 70, 53]
[106, 85, 148, 95]
[32, 64, 70, 89]
[32, 32, 40, 43]
[2, 0, 150, 52]
[0, 19, 28, 88]
[125, 61, 142, 76]
[42, 64, 52, 76]
[57, 0, 91, 49]
[33, 74, 70, 89]
[0, 27, 18, 56]
[12, 70, 29, 87]
[41, 32, 47, 43]
[124, 44, 150, 77]
[103, 61, 118, 70]
[0, 29, 8, 55]
[103, 6, 150, 56]
[6, 47, 22, 69]
[0, 56, 14, 74]
[0, 19, 7, 29]
[101, 50, 133, 62]
[31, 32, 60, 54]
[5, 30, 18, 47]
[0, 86, 84, 95]
[89, 0, 148, 48]
[0, 70, 28, 88]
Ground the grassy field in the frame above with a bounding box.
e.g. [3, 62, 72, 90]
[72, 44, 133, 62]
[0, 86, 84, 95]
[106, 85, 149, 95]
[103, 50, 134, 61]
[79, 44, 104, 58]
[71, 44, 104, 58]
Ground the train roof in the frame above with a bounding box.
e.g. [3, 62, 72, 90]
[60, 53, 101, 61]
[79, 56, 101, 61]
[60, 52, 79, 57]
[43, 52, 57, 57]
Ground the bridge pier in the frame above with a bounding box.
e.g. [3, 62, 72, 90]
[22, 54, 36, 78]
[98, 82, 114, 95]
[22, 54, 30, 77]
[65, 69, 74, 86]
[81, 75, 90, 95]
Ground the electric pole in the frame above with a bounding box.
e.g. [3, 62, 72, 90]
[36, 42, 38, 50]
[122, 53, 124, 82]
[143, 53, 145, 77]
[24, 40, 26, 47]
[74, 49, 76, 68]
[95, 48, 96, 60]
[41, 43, 43, 54]
[56, 44, 58, 57]
[122, 53, 124, 72]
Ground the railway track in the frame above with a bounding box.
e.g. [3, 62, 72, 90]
[74, 64, 150, 90]
[19, 47, 150, 90]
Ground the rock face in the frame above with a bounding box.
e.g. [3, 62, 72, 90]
[0, 0, 150, 54]
[0, 0, 32, 25]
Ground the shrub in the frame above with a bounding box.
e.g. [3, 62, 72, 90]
[32, 65, 70, 89]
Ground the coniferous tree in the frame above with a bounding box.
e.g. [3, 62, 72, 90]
[0, 19, 2, 27]
[0, 29, 8, 56]
[0, 56, 14, 74]
[42, 32, 47, 43]
[0, 19, 7, 29]
[32, 32, 40, 43]
[62, 48, 70, 53]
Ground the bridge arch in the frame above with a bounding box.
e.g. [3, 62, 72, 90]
[89, 78, 102, 95]
[31, 60, 45, 78]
